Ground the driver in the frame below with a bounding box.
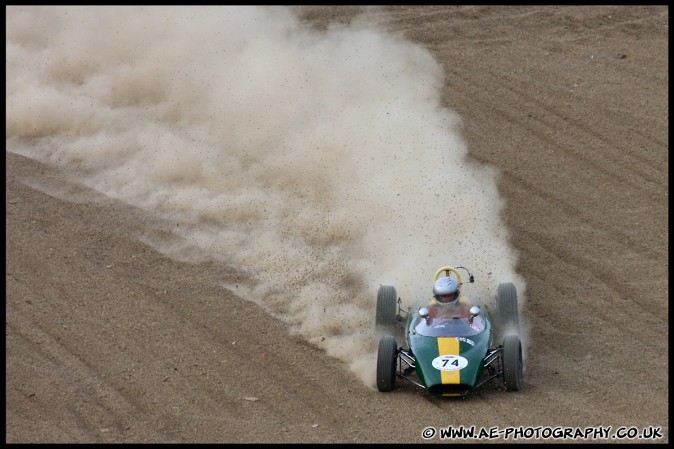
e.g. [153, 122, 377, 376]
[429, 277, 473, 319]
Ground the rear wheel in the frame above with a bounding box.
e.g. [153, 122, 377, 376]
[497, 282, 519, 335]
[502, 334, 523, 391]
[375, 285, 398, 331]
[376, 335, 397, 392]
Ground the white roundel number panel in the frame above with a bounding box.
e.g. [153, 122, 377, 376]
[432, 354, 468, 371]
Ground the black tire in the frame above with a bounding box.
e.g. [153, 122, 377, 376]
[502, 334, 523, 391]
[497, 282, 519, 335]
[375, 285, 398, 331]
[376, 335, 397, 392]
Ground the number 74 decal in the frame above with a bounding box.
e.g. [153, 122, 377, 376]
[432, 354, 468, 371]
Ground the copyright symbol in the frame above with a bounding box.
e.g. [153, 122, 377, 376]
[422, 427, 436, 439]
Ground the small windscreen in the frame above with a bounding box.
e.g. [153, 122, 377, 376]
[415, 314, 485, 337]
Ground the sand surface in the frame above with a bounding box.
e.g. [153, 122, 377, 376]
[6, 6, 668, 443]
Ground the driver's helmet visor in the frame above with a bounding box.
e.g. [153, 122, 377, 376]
[436, 291, 458, 303]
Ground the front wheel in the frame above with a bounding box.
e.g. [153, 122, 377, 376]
[502, 334, 523, 391]
[376, 335, 398, 392]
[375, 285, 398, 331]
[497, 282, 519, 335]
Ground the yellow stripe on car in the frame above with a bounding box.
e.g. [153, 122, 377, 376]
[437, 337, 460, 384]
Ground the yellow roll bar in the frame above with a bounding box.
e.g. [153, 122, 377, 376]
[433, 266, 462, 284]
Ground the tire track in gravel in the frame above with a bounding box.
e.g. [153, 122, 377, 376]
[500, 83, 664, 188]
[500, 169, 664, 263]
[6, 306, 172, 442]
[444, 64, 664, 197]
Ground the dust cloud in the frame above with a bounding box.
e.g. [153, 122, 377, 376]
[6, 6, 526, 387]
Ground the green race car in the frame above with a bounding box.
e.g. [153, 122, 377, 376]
[375, 266, 523, 397]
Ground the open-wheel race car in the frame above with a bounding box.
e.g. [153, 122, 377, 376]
[375, 266, 523, 397]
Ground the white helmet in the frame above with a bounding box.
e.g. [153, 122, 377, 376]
[433, 277, 460, 305]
